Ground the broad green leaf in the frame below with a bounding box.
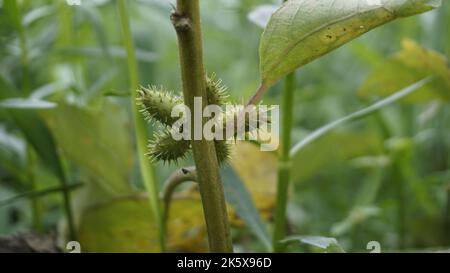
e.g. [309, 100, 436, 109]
[42, 101, 134, 195]
[359, 40, 450, 102]
[281, 235, 345, 253]
[260, 0, 441, 88]
[222, 166, 272, 251]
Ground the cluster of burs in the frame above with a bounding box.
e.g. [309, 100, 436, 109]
[137, 74, 266, 165]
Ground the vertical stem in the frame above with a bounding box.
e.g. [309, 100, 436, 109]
[18, 28, 30, 94]
[20, 2, 41, 233]
[61, 176, 76, 241]
[116, 0, 165, 251]
[27, 145, 43, 232]
[273, 72, 295, 252]
[392, 151, 410, 250]
[57, 2, 78, 242]
[172, 0, 232, 252]
[394, 163, 406, 249]
[11, 0, 31, 94]
[444, 185, 450, 246]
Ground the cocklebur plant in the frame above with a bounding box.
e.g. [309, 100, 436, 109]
[147, 0, 441, 253]
[137, 75, 270, 165]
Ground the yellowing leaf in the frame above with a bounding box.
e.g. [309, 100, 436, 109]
[230, 142, 277, 216]
[78, 198, 160, 252]
[260, 0, 441, 88]
[359, 39, 450, 102]
[166, 196, 208, 252]
[78, 196, 208, 253]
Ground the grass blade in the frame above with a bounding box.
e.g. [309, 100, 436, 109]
[116, 0, 164, 251]
[290, 77, 432, 157]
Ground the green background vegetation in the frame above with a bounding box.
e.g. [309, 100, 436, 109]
[0, 0, 449, 252]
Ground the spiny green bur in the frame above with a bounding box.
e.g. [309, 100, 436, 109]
[147, 128, 191, 164]
[137, 86, 183, 126]
[138, 75, 233, 165]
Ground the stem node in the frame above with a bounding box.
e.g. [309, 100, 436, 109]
[171, 12, 192, 32]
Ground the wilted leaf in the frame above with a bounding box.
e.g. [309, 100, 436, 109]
[260, 0, 441, 88]
[359, 39, 450, 102]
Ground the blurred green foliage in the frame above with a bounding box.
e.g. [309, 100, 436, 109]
[0, 0, 449, 252]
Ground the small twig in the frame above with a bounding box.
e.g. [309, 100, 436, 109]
[161, 166, 197, 235]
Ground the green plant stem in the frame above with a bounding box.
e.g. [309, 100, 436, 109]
[60, 174, 76, 240]
[445, 185, 450, 246]
[116, 0, 164, 251]
[393, 160, 406, 249]
[26, 145, 43, 232]
[273, 72, 295, 252]
[11, 0, 31, 94]
[172, 0, 232, 252]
